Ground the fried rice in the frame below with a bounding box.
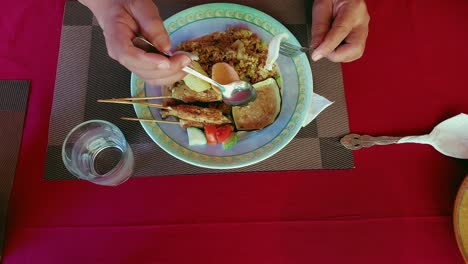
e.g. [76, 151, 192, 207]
[177, 27, 279, 84]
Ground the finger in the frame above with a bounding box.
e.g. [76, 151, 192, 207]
[123, 51, 170, 71]
[167, 53, 192, 69]
[104, 23, 173, 71]
[326, 27, 368, 62]
[124, 50, 189, 72]
[326, 43, 363, 63]
[131, 54, 191, 81]
[311, 0, 333, 49]
[145, 71, 188, 86]
[132, 64, 187, 81]
[112, 36, 171, 71]
[136, 70, 183, 82]
[311, 7, 356, 61]
[135, 53, 192, 75]
[128, 0, 171, 52]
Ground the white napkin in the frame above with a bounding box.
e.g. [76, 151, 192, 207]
[302, 93, 333, 127]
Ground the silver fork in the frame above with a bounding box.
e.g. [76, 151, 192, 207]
[279, 41, 311, 57]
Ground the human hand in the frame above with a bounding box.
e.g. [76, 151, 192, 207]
[79, 0, 191, 85]
[310, 0, 370, 62]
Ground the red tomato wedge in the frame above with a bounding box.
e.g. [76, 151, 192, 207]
[215, 124, 234, 143]
[204, 124, 218, 144]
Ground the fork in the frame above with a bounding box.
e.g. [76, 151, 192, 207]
[279, 41, 312, 57]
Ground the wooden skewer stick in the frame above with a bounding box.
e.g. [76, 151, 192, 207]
[97, 99, 169, 109]
[105, 96, 172, 101]
[120, 117, 179, 124]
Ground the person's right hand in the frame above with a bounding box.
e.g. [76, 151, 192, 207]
[79, 0, 191, 85]
[310, 0, 370, 63]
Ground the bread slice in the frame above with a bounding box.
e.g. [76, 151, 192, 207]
[232, 78, 281, 130]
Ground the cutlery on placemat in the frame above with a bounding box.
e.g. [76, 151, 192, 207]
[341, 113, 468, 159]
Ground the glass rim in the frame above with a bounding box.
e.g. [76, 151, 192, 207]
[61, 119, 126, 180]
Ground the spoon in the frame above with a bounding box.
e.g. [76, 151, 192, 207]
[132, 36, 257, 106]
[341, 113, 468, 159]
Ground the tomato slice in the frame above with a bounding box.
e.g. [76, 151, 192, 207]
[204, 124, 218, 144]
[215, 124, 233, 143]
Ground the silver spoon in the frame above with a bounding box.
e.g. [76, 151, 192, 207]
[341, 113, 468, 159]
[132, 36, 256, 106]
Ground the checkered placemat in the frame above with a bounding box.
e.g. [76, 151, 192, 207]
[44, 0, 353, 180]
[0, 80, 29, 258]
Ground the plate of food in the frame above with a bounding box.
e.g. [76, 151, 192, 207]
[130, 3, 313, 169]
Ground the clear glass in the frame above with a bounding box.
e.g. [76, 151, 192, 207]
[62, 120, 134, 186]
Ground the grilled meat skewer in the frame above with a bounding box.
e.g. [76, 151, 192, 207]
[170, 83, 222, 103]
[161, 105, 232, 125]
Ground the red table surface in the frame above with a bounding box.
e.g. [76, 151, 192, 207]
[1, 0, 468, 263]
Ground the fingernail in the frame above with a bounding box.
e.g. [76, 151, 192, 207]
[157, 61, 170, 69]
[312, 53, 323, 61]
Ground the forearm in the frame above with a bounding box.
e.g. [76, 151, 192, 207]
[78, 0, 116, 26]
[78, 0, 108, 12]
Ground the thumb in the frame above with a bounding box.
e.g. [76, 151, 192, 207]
[128, 0, 171, 52]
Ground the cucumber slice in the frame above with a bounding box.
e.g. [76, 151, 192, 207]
[222, 133, 238, 150]
[275, 75, 282, 86]
[187, 127, 207, 146]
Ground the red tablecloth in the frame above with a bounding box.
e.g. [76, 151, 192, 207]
[1, 0, 468, 263]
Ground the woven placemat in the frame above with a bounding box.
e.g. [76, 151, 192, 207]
[44, 0, 353, 180]
[0, 80, 29, 258]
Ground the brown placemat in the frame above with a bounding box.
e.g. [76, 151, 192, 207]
[0, 80, 29, 258]
[44, 1, 353, 180]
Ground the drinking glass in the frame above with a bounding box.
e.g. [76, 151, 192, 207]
[62, 120, 134, 186]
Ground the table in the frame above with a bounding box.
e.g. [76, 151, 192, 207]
[1, 0, 468, 263]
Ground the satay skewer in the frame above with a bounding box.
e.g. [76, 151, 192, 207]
[120, 117, 179, 124]
[97, 99, 169, 109]
[99, 83, 222, 104]
[99, 99, 230, 125]
[102, 96, 172, 101]
[121, 117, 211, 129]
